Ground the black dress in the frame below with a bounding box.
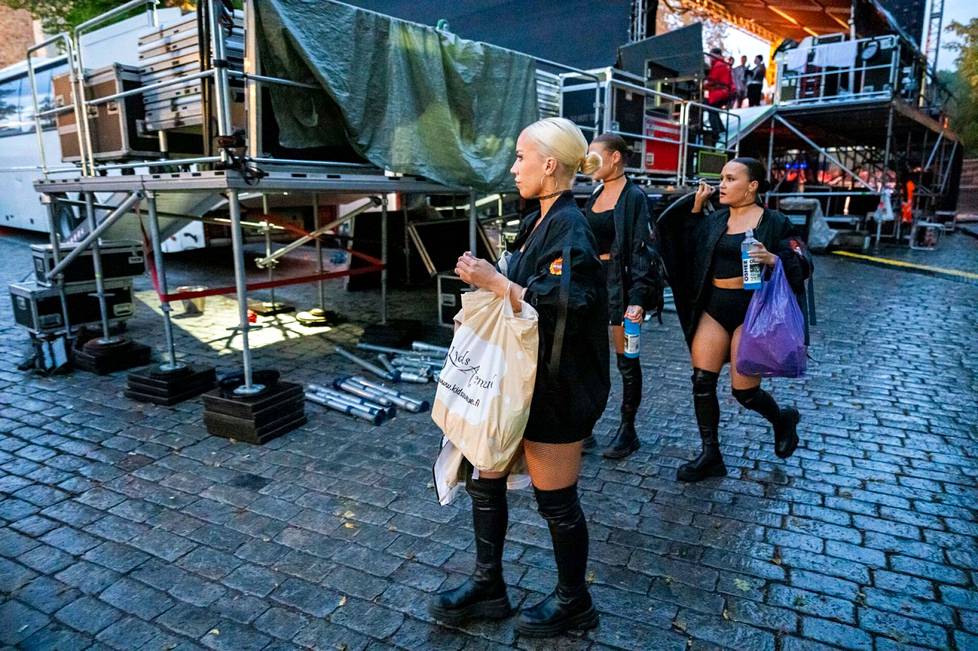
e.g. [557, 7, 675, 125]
[504, 192, 610, 443]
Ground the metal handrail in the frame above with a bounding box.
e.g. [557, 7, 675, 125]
[26, 35, 79, 177]
[92, 156, 222, 172]
[774, 35, 900, 107]
[227, 70, 318, 90]
[610, 77, 685, 106]
[35, 105, 76, 119]
[249, 157, 374, 169]
[76, 0, 157, 33]
[86, 69, 215, 106]
[73, 0, 160, 174]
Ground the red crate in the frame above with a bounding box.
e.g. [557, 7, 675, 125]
[643, 115, 681, 174]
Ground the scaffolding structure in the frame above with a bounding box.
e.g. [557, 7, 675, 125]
[30, 0, 721, 396]
[731, 33, 961, 247]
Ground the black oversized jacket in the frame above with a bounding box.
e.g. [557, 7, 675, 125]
[504, 192, 610, 440]
[583, 178, 663, 313]
[657, 204, 811, 349]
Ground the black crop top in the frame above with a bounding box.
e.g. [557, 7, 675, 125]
[714, 232, 745, 279]
[585, 208, 615, 256]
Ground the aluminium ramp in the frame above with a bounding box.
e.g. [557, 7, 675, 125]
[724, 104, 778, 149]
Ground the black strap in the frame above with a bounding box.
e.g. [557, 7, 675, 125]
[806, 275, 817, 326]
[548, 241, 572, 380]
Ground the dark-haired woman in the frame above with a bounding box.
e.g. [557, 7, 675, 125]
[583, 134, 661, 459]
[656, 158, 809, 482]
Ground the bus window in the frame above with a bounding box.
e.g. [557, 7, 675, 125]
[28, 65, 64, 130]
[0, 75, 25, 137]
[0, 62, 68, 137]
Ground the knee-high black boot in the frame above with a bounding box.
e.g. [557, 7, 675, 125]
[429, 474, 512, 624]
[517, 484, 598, 636]
[676, 368, 727, 482]
[732, 386, 800, 459]
[603, 354, 642, 459]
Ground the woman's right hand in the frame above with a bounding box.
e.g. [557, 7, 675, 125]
[692, 181, 715, 213]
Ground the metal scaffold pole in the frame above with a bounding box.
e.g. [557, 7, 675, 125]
[228, 190, 262, 395]
[313, 193, 326, 312]
[85, 192, 117, 343]
[261, 194, 277, 312]
[42, 194, 72, 336]
[146, 191, 183, 372]
[380, 194, 388, 325]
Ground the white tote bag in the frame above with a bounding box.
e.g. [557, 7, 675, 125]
[431, 286, 538, 472]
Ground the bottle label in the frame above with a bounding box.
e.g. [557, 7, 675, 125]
[742, 253, 761, 287]
[624, 320, 641, 358]
[624, 333, 640, 356]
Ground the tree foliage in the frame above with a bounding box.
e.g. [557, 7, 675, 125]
[945, 18, 978, 155]
[0, 0, 191, 34]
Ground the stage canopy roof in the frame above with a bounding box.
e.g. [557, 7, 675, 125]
[680, 0, 922, 52]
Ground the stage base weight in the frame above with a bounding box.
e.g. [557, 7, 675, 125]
[201, 380, 305, 444]
[74, 337, 152, 375]
[125, 364, 217, 405]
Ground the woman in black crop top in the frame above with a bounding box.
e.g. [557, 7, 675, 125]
[656, 158, 810, 483]
[582, 134, 662, 460]
[430, 118, 609, 637]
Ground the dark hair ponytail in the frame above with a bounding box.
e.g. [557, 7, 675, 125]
[592, 133, 631, 165]
[730, 156, 771, 199]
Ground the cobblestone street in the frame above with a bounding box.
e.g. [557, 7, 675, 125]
[1, 227, 977, 650]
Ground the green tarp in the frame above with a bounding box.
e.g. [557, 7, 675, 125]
[254, 0, 540, 192]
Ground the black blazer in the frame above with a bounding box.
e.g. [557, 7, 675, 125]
[583, 177, 663, 313]
[657, 204, 811, 349]
[505, 192, 610, 440]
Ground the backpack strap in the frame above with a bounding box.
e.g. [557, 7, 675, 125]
[806, 275, 817, 326]
[548, 240, 573, 380]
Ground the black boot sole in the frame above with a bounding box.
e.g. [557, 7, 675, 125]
[429, 596, 513, 626]
[516, 605, 599, 637]
[602, 438, 640, 459]
[676, 461, 727, 482]
[775, 409, 801, 459]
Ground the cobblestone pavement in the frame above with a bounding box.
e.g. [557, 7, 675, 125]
[1, 227, 977, 651]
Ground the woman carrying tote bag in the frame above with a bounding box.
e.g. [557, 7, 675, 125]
[429, 117, 610, 637]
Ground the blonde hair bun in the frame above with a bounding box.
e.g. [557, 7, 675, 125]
[522, 117, 593, 178]
[580, 151, 602, 175]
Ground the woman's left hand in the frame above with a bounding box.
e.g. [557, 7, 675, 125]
[624, 305, 644, 323]
[456, 251, 503, 290]
[748, 242, 778, 267]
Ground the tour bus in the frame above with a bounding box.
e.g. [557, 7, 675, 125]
[0, 8, 214, 250]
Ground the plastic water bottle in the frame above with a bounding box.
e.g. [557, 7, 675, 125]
[741, 229, 762, 290]
[623, 318, 641, 359]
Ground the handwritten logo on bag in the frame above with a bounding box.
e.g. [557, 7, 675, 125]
[446, 346, 499, 394]
[437, 332, 505, 422]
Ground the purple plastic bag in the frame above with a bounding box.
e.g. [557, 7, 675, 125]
[735, 258, 807, 378]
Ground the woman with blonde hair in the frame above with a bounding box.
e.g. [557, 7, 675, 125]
[429, 117, 610, 636]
